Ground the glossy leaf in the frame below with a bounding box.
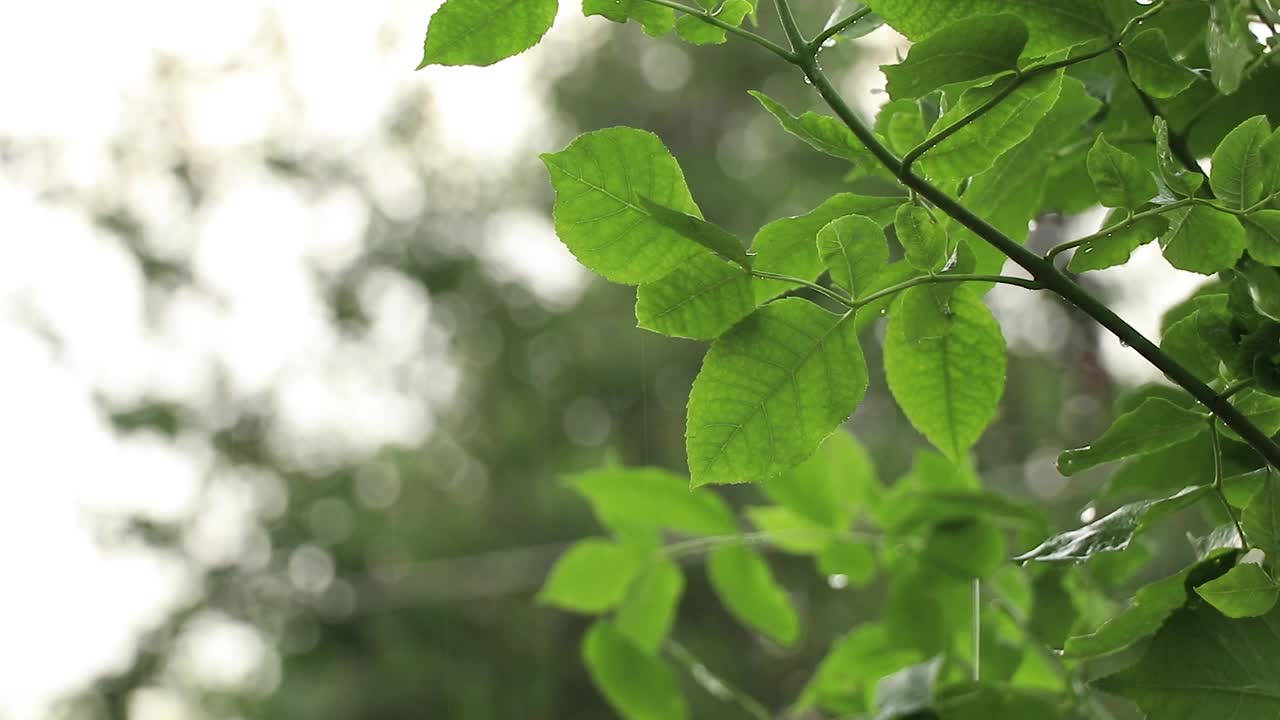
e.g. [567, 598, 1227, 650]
[566, 466, 738, 535]
[686, 298, 867, 486]
[1087, 136, 1157, 211]
[884, 286, 1006, 462]
[540, 540, 647, 613]
[583, 622, 688, 720]
[634, 255, 755, 340]
[1057, 397, 1208, 476]
[1211, 115, 1271, 210]
[1121, 29, 1195, 99]
[1015, 485, 1210, 562]
[882, 15, 1027, 99]
[1206, 0, 1257, 95]
[542, 128, 705, 284]
[894, 204, 947, 272]
[817, 215, 888, 298]
[1195, 562, 1280, 618]
[419, 0, 557, 68]
[707, 544, 798, 645]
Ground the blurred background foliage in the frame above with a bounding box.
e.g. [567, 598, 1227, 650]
[0, 2, 1237, 719]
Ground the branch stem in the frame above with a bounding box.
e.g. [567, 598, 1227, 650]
[852, 274, 1041, 309]
[810, 6, 873, 51]
[749, 269, 854, 308]
[638, 0, 795, 61]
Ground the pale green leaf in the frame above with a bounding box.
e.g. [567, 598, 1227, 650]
[1195, 562, 1280, 618]
[1159, 204, 1246, 274]
[636, 197, 749, 269]
[761, 430, 879, 529]
[539, 539, 647, 613]
[583, 622, 688, 720]
[419, 0, 558, 67]
[635, 255, 755, 340]
[817, 215, 888, 297]
[817, 539, 876, 585]
[707, 544, 798, 645]
[675, 0, 752, 44]
[749, 91, 888, 177]
[864, 0, 1110, 58]
[882, 15, 1027, 99]
[615, 559, 685, 653]
[1087, 136, 1158, 210]
[1121, 29, 1195, 99]
[1057, 397, 1208, 475]
[583, 0, 674, 36]
[1211, 115, 1271, 210]
[875, 100, 927, 156]
[894, 204, 947, 272]
[884, 286, 1006, 461]
[566, 466, 738, 535]
[1015, 485, 1210, 562]
[1243, 210, 1280, 265]
[746, 506, 833, 553]
[686, 298, 867, 486]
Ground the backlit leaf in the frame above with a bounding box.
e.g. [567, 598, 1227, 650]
[1057, 397, 1208, 475]
[882, 15, 1027, 99]
[583, 622, 688, 720]
[583, 0, 675, 36]
[817, 215, 888, 298]
[419, 0, 557, 68]
[615, 559, 685, 653]
[864, 0, 1110, 58]
[1211, 115, 1271, 210]
[540, 539, 648, 613]
[636, 197, 749, 269]
[1015, 486, 1210, 562]
[566, 466, 738, 535]
[707, 544, 798, 645]
[895, 204, 947, 272]
[1195, 562, 1280, 618]
[1087, 136, 1157, 210]
[675, 0, 752, 44]
[634, 255, 755, 340]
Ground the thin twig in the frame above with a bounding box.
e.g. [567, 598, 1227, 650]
[810, 6, 873, 51]
[1210, 419, 1251, 550]
[852, 273, 1042, 309]
[750, 269, 855, 308]
[667, 641, 772, 720]
[638, 0, 795, 62]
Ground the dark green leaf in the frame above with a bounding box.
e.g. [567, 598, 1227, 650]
[1087, 136, 1158, 210]
[1244, 210, 1280, 265]
[894, 204, 947, 272]
[707, 544, 798, 645]
[566, 466, 738, 535]
[1244, 470, 1280, 572]
[923, 520, 1006, 578]
[1121, 29, 1196, 99]
[864, 0, 1110, 57]
[419, 0, 557, 68]
[1154, 117, 1204, 197]
[583, 622, 688, 720]
[934, 685, 1066, 719]
[1195, 561, 1280, 618]
[1058, 397, 1208, 476]
[882, 15, 1027, 99]
[1211, 115, 1271, 210]
[540, 539, 648, 613]
[636, 197, 749, 269]
[1206, 0, 1258, 95]
[1105, 432, 1215, 498]
[1016, 485, 1211, 562]
[1068, 212, 1165, 273]
[817, 215, 889, 298]
[635, 255, 755, 340]
[1160, 309, 1220, 382]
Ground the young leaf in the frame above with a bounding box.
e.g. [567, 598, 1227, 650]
[582, 0, 675, 36]
[1094, 602, 1280, 719]
[1243, 470, 1280, 571]
[542, 128, 706, 285]
[1243, 210, 1280, 265]
[1015, 485, 1210, 562]
[894, 204, 947, 272]
[686, 298, 867, 486]
[1211, 115, 1271, 210]
[566, 466, 738, 536]
[884, 286, 1006, 462]
[761, 430, 879, 530]
[751, 193, 902, 302]
[707, 544, 799, 645]
[918, 71, 1065, 180]
[636, 197, 750, 269]
[675, 0, 752, 44]
[1069, 214, 1166, 273]
[615, 559, 685, 653]
[582, 622, 688, 720]
[635, 255, 755, 340]
[1087, 136, 1157, 211]
[865, 0, 1110, 58]
[1159, 204, 1246, 274]
[1154, 117, 1204, 197]
[1057, 397, 1208, 475]
[1121, 29, 1196, 99]
[419, 0, 558, 68]
[1194, 562, 1280, 618]
[881, 15, 1028, 99]
[816, 215, 888, 298]
[1063, 549, 1236, 658]
[749, 91, 886, 175]
[540, 539, 648, 613]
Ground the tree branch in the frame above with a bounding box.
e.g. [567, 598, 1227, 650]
[638, 0, 795, 62]
[810, 5, 873, 51]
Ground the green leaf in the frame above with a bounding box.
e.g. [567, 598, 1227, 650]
[1154, 117, 1204, 197]
[817, 539, 876, 585]
[1063, 549, 1236, 658]
[1069, 213, 1167, 273]
[1262, 127, 1280, 197]
[884, 286, 1006, 462]
[615, 559, 685, 653]
[1105, 432, 1215, 499]
[1195, 562, 1280, 618]
[934, 685, 1066, 719]
[746, 505, 834, 553]
[1086, 136, 1158, 210]
[918, 71, 1065, 180]
[419, 0, 558, 68]
[1015, 485, 1210, 562]
[540, 539, 648, 613]
[894, 205, 947, 272]
[761, 430, 879, 530]
[675, 0, 752, 44]
[881, 15, 1027, 100]
[636, 197, 749, 269]
[707, 544, 798, 645]
[1244, 470, 1280, 572]
[686, 298, 867, 486]
[635, 255, 755, 340]
[1211, 115, 1271, 210]
[864, 0, 1110, 58]
[751, 193, 902, 302]
[817, 215, 888, 298]
[566, 466, 738, 535]
[583, 622, 688, 720]
[542, 128, 707, 285]
[1058, 397, 1208, 476]
[1094, 601, 1280, 718]
[1121, 29, 1195, 99]
[798, 623, 921, 714]
[923, 520, 1006, 578]
[875, 657, 943, 718]
[749, 91, 887, 176]
[875, 100, 928, 157]
[1206, 0, 1258, 95]
[582, 0, 675, 36]
[1244, 210, 1280, 265]
[1160, 309, 1220, 383]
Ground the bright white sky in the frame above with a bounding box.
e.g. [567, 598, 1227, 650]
[0, 2, 1198, 718]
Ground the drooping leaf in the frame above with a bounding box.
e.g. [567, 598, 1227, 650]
[542, 128, 706, 285]
[1244, 470, 1280, 572]
[615, 559, 685, 654]
[1243, 210, 1280, 265]
[1159, 203, 1246, 274]
[1211, 115, 1271, 210]
[1087, 136, 1158, 211]
[1121, 29, 1196, 99]
[749, 91, 887, 176]
[566, 466, 738, 535]
[761, 430, 879, 530]
[817, 215, 888, 298]
[881, 15, 1027, 99]
[582, 622, 688, 720]
[419, 0, 558, 68]
[894, 204, 947, 272]
[884, 286, 1006, 462]
[540, 539, 648, 613]
[1028, 569, 1078, 648]
[1063, 549, 1236, 658]
[864, 0, 1110, 58]
[918, 70, 1065, 180]
[1195, 561, 1280, 618]
[634, 255, 755, 340]
[707, 544, 798, 645]
[1057, 397, 1208, 476]
[1154, 117, 1204, 197]
[582, 0, 675, 36]
[751, 193, 902, 302]
[1015, 485, 1211, 562]
[1094, 601, 1280, 719]
[636, 197, 750, 269]
[686, 298, 867, 486]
